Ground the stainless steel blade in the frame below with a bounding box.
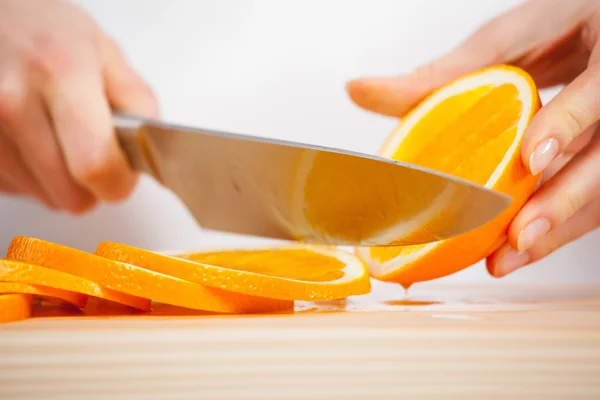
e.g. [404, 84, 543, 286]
[114, 113, 512, 246]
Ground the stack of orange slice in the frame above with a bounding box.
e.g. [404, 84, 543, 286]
[0, 236, 371, 323]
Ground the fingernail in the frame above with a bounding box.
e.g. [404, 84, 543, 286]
[493, 248, 530, 277]
[529, 138, 559, 175]
[517, 218, 551, 252]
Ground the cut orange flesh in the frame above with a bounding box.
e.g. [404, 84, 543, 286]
[356, 65, 541, 287]
[0, 293, 32, 323]
[0, 281, 88, 308]
[293, 150, 452, 245]
[0, 259, 148, 310]
[96, 242, 370, 301]
[7, 237, 292, 314]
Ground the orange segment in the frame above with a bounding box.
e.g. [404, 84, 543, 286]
[356, 65, 541, 287]
[0, 281, 88, 308]
[389, 84, 522, 182]
[0, 259, 150, 310]
[7, 237, 292, 314]
[0, 293, 32, 324]
[96, 242, 370, 301]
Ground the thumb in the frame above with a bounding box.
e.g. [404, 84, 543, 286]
[101, 36, 160, 119]
[346, 0, 580, 117]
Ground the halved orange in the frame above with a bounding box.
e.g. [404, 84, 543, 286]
[356, 65, 541, 287]
[0, 293, 32, 323]
[7, 237, 292, 314]
[96, 242, 370, 301]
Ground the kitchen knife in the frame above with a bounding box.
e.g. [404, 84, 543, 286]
[113, 113, 512, 246]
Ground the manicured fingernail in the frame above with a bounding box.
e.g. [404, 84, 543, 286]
[517, 218, 551, 252]
[529, 138, 559, 175]
[493, 248, 530, 277]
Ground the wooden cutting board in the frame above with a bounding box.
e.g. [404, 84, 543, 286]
[1, 281, 599, 399]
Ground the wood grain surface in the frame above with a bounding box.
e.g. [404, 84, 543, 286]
[1, 281, 599, 399]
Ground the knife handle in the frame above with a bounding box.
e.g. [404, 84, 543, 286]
[113, 112, 160, 180]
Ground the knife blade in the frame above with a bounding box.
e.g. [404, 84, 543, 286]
[113, 113, 511, 246]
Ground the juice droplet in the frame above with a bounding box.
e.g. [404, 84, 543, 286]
[400, 282, 412, 295]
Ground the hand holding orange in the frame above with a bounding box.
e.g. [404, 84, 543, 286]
[348, 0, 600, 278]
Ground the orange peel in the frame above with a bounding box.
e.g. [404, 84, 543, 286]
[0, 293, 32, 324]
[0, 281, 88, 308]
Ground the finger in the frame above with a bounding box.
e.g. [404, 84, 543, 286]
[0, 139, 53, 206]
[0, 176, 22, 195]
[0, 73, 65, 209]
[486, 242, 529, 278]
[345, 22, 504, 118]
[0, 127, 40, 198]
[42, 44, 138, 203]
[522, 54, 600, 175]
[487, 196, 600, 277]
[345, 31, 502, 118]
[526, 196, 600, 264]
[540, 122, 597, 183]
[347, 0, 595, 117]
[509, 133, 600, 253]
[0, 61, 96, 212]
[101, 36, 159, 118]
[511, 23, 590, 88]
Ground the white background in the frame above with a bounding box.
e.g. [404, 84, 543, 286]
[1, 0, 597, 283]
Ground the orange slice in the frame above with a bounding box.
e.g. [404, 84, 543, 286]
[7, 237, 292, 314]
[0, 293, 32, 324]
[356, 65, 541, 287]
[0, 281, 88, 308]
[96, 242, 370, 301]
[0, 259, 148, 310]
